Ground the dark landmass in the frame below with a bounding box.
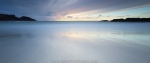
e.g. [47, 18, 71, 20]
[100, 20, 109, 22]
[0, 14, 36, 21]
[111, 18, 150, 22]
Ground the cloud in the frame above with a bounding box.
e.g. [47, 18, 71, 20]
[67, 16, 73, 19]
[143, 12, 150, 14]
[0, 0, 150, 21]
[61, 0, 150, 14]
[96, 15, 102, 18]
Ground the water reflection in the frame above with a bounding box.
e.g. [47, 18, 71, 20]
[0, 34, 21, 38]
[0, 33, 36, 39]
[0, 22, 150, 63]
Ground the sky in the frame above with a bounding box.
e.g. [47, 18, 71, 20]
[0, 0, 150, 21]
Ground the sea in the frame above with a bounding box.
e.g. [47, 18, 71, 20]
[0, 21, 150, 63]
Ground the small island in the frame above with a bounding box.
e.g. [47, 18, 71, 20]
[0, 14, 36, 21]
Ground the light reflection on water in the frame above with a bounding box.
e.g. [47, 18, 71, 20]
[0, 22, 150, 63]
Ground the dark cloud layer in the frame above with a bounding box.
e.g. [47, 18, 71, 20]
[62, 0, 150, 13]
[0, 0, 150, 20]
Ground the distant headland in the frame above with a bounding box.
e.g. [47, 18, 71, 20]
[101, 18, 150, 22]
[111, 18, 150, 22]
[0, 14, 36, 21]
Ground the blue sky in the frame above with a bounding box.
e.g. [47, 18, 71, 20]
[0, 0, 150, 21]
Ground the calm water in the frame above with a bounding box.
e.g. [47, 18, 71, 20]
[0, 21, 150, 63]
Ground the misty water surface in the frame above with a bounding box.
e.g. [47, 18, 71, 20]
[0, 22, 150, 63]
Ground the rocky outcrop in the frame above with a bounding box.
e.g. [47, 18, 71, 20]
[19, 16, 36, 21]
[0, 14, 36, 21]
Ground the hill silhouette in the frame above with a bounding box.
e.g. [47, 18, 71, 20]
[111, 18, 150, 22]
[0, 14, 36, 21]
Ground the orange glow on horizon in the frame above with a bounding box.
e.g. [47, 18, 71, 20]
[55, 10, 117, 21]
